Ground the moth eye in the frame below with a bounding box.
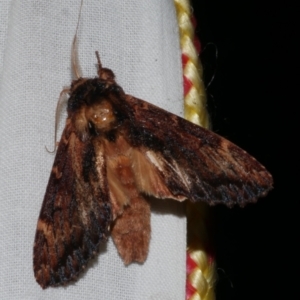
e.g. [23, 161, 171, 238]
[85, 100, 116, 131]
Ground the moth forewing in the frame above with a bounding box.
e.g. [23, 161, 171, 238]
[33, 53, 273, 288]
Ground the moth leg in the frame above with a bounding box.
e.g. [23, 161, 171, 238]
[111, 196, 150, 264]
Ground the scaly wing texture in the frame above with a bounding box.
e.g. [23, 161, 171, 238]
[33, 122, 111, 288]
[125, 95, 273, 207]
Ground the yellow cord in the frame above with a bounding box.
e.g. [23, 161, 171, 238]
[174, 0, 209, 129]
[174, 0, 216, 299]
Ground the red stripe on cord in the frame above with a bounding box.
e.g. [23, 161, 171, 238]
[186, 280, 196, 299]
[183, 75, 192, 96]
[182, 53, 189, 67]
[182, 53, 192, 96]
[186, 252, 197, 273]
[186, 253, 198, 297]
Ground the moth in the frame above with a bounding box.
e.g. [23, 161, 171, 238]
[33, 51, 273, 288]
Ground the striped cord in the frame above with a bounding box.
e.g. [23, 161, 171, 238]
[174, 1, 217, 299]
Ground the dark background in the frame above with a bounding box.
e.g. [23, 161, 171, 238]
[192, 1, 296, 299]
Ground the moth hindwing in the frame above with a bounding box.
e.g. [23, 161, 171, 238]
[33, 54, 273, 289]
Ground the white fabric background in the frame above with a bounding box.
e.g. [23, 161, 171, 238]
[0, 0, 186, 299]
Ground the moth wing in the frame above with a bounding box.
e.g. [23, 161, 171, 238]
[33, 123, 111, 288]
[125, 95, 273, 207]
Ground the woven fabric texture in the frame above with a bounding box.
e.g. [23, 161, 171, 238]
[0, 1, 186, 299]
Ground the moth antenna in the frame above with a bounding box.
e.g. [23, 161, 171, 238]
[45, 88, 70, 153]
[95, 51, 102, 76]
[72, 0, 84, 79]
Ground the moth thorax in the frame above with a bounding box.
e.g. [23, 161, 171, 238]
[85, 100, 116, 131]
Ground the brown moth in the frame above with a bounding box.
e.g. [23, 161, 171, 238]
[33, 50, 273, 288]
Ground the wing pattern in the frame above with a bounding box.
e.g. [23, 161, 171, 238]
[33, 122, 111, 288]
[125, 95, 273, 207]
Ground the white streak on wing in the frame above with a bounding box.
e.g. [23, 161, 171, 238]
[145, 150, 191, 191]
[145, 150, 164, 172]
[168, 158, 191, 191]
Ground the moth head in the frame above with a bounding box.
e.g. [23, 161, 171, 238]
[72, 99, 118, 141]
[67, 52, 133, 141]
